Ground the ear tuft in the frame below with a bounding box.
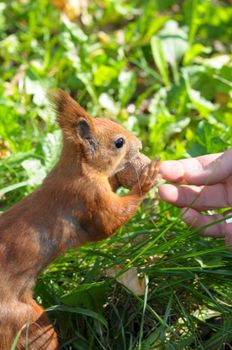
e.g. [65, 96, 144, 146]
[48, 90, 97, 152]
[48, 89, 95, 130]
[48, 89, 71, 116]
[48, 89, 75, 128]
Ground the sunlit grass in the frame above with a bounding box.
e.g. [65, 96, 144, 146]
[1, 0, 232, 348]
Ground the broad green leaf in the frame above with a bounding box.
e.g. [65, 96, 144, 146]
[94, 65, 118, 87]
[0, 181, 28, 196]
[99, 93, 118, 114]
[199, 54, 231, 70]
[188, 120, 228, 156]
[0, 34, 19, 56]
[151, 36, 170, 87]
[187, 88, 217, 115]
[61, 15, 87, 42]
[142, 16, 169, 44]
[118, 70, 136, 106]
[42, 131, 61, 171]
[184, 0, 200, 44]
[21, 159, 46, 187]
[157, 20, 189, 83]
[166, 117, 191, 137]
[0, 3, 6, 32]
[184, 43, 211, 65]
[60, 282, 108, 310]
[159, 20, 189, 65]
[184, 73, 217, 117]
[25, 68, 51, 106]
[47, 304, 108, 327]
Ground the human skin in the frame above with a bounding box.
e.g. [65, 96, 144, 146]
[158, 148, 232, 245]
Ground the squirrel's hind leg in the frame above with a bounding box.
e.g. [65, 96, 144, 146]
[16, 300, 58, 350]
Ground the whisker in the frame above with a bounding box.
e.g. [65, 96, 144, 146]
[129, 160, 143, 196]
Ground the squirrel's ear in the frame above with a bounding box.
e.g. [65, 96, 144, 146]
[49, 89, 97, 151]
[76, 118, 98, 151]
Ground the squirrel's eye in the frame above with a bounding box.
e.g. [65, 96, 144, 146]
[114, 137, 125, 149]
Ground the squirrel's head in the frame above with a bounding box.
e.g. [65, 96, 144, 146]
[52, 90, 142, 177]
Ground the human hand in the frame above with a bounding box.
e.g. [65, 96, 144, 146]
[158, 148, 232, 245]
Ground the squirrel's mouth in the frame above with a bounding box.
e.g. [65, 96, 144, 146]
[110, 145, 141, 177]
[111, 157, 137, 176]
[111, 163, 126, 176]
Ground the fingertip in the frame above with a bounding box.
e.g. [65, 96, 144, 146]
[160, 161, 185, 182]
[180, 207, 198, 226]
[158, 184, 179, 203]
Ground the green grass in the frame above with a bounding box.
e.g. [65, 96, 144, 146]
[1, 0, 232, 348]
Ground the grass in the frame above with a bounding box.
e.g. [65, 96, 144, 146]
[1, 0, 232, 348]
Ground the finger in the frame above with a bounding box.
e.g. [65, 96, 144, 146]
[160, 148, 232, 185]
[180, 208, 232, 238]
[160, 154, 221, 183]
[159, 181, 232, 210]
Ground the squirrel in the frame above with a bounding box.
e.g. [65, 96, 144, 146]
[0, 90, 159, 349]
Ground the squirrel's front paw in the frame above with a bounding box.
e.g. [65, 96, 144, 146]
[132, 161, 160, 196]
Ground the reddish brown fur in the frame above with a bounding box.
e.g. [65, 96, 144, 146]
[0, 91, 159, 349]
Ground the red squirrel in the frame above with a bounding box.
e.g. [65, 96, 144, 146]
[0, 90, 159, 349]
